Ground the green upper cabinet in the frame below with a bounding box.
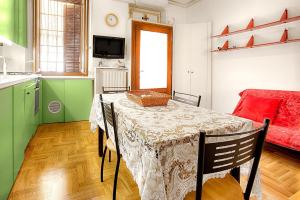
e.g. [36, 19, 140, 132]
[0, 87, 14, 200]
[42, 80, 65, 123]
[0, 0, 14, 43]
[0, 0, 27, 47]
[14, 0, 28, 47]
[65, 80, 93, 122]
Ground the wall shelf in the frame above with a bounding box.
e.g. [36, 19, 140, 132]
[212, 9, 300, 38]
[211, 29, 300, 52]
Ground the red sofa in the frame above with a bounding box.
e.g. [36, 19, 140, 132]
[233, 89, 300, 151]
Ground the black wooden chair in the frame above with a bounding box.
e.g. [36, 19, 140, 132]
[99, 94, 122, 200]
[173, 91, 201, 107]
[101, 86, 130, 162]
[102, 86, 130, 94]
[196, 119, 270, 200]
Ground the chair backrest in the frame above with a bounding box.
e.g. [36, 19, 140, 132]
[99, 94, 120, 154]
[173, 91, 201, 107]
[102, 86, 130, 94]
[196, 119, 270, 200]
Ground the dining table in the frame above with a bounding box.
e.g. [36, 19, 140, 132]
[89, 93, 262, 200]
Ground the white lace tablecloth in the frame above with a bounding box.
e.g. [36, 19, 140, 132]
[89, 93, 262, 200]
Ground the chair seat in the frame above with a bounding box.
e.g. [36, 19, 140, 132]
[106, 138, 116, 152]
[184, 174, 244, 200]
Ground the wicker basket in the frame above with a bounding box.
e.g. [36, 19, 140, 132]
[126, 90, 171, 107]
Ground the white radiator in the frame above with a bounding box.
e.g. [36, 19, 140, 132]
[95, 67, 129, 94]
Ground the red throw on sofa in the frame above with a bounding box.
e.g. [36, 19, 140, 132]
[233, 89, 300, 151]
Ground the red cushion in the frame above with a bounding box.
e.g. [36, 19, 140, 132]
[235, 89, 300, 128]
[233, 95, 282, 122]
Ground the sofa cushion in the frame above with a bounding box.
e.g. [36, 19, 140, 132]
[235, 89, 300, 128]
[233, 95, 282, 123]
[254, 122, 300, 151]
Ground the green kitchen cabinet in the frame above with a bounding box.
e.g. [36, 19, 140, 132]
[13, 80, 40, 179]
[13, 81, 30, 179]
[42, 80, 65, 123]
[24, 83, 36, 142]
[42, 79, 93, 123]
[14, 0, 28, 47]
[34, 80, 42, 129]
[0, 0, 27, 47]
[0, 87, 14, 200]
[13, 79, 41, 181]
[0, 0, 14, 44]
[65, 80, 93, 122]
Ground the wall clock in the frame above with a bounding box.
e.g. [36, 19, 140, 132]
[105, 13, 119, 27]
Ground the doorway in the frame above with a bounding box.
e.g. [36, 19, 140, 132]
[131, 21, 173, 94]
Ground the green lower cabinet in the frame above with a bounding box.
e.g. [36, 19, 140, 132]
[42, 79, 93, 123]
[13, 82, 27, 179]
[24, 83, 36, 142]
[34, 80, 42, 130]
[0, 87, 14, 200]
[42, 80, 65, 123]
[65, 80, 93, 122]
[13, 80, 41, 180]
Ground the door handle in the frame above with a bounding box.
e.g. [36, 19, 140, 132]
[26, 92, 30, 95]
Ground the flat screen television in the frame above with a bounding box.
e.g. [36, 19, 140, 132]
[93, 35, 125, 59]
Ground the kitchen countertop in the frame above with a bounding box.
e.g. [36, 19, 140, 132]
[0, 74, 94, 89]
[41, 76, 94, 80]
[0, 74, 40, 89]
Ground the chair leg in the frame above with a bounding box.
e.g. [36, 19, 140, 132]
[101, 146, 108, 182]
[112, 155, 121, 200]
[98, 127, 104, 157]
[109, 150, 112, 162]
[230, 167, 240, 183]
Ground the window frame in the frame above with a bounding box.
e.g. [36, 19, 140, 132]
[33, 0, 89, 76]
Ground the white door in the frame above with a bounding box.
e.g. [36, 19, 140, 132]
[173, 24, 190, 93]
[173, 23, 212, 108]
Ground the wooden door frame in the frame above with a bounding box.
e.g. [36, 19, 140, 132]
[131, 20, 173, 94]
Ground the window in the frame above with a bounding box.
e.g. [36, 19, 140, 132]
[34, 0, 89, 75]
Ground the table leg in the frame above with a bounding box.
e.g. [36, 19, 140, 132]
[98, 126, 104, 157]
[230, 167, 240, 183]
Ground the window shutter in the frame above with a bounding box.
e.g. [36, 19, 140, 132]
[39, 0, 86, 73]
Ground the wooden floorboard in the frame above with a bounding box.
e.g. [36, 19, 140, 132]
[9, 122, 300, 200]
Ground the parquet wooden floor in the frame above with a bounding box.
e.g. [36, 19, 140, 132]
[9, 122, 300, 200]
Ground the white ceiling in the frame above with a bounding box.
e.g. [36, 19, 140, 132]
[168, 0, 200, 7]
[115, 0, 200, 8]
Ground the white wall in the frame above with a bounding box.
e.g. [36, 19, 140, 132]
[89, 0, 186, 74]
[187, 0, 300, 113]
[164, 4, 187, 24]
[91, 0, 129, 37]
[0, 44, 26, 72]
[89, 0, 129, 72]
